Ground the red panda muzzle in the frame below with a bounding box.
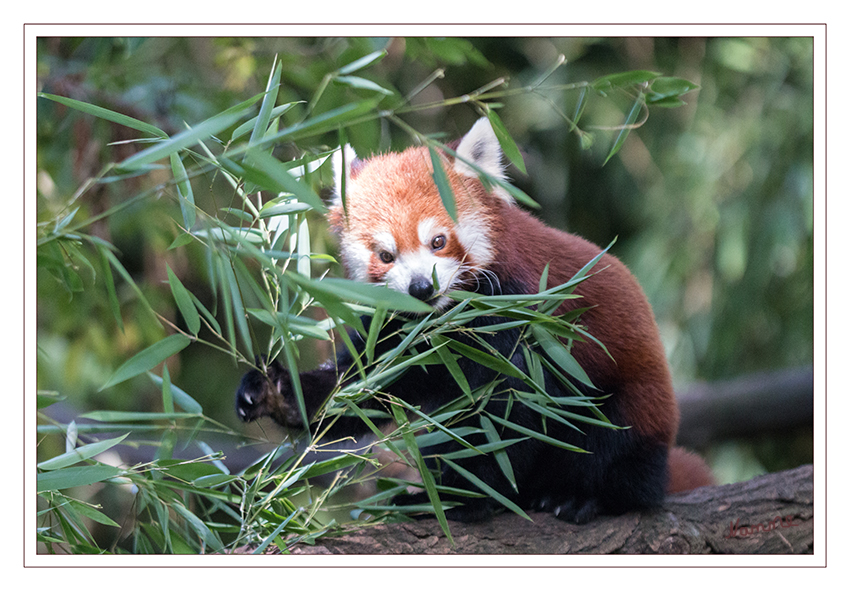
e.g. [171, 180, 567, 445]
[408, 276, 435, 302]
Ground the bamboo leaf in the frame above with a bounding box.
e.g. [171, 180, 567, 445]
[81, 411, 199, 422]
[166, 264, 201, 335]
[441, 457, 531, 521]
[100, 247, 161, 328]
[68, 500, 120, 528]
[251, 510, 300, 555]
[249, 57, 283, 147]
[101, 334, 191, 391]
[148, 372, 204, 414]
[429, 146, 457, 222]
[530, 324, 596, 390]
[231, 102, 301, 141]
[343, 399, 407, 462]
[374, 313, 433, 366]
[37, 465, 124, 493]
[37, 434, 129, 471]
[486, 413, 589, 453]
[603, 95, 644, 166]
[96, 244, 124, 332]
[644, 96, 686, 108]
[117, 109, 246, 171]
[445, 338, 526, 379]
[288, 274, 432, 315]
[352, 339, 446, 391]
[334, 75, 394, 96]
[37, 92, 168, 138]
[337, 50, 388, 75]
[168, 232, 195, 250]
[281, 336, 310, 432]
[242, 58, 284, 194]
[247, 309, 331, 341]
[53, 207, 80, 234]
[435, 140, 538, 209]
[259, 201, 313, 217]
[519, 397, 585, 435]
[394, 399, 479, 453]
[259, 99, 380, 147]
[160, 364, 174, 414]
[170, 153, 196, 229]
[572, 87, 589, 130]
[480, 415, 518, 493]
[192, 474, 238, 488]
[534, 399, 622, 430]
[220, 260, 254, 361]
[439, 438, 526, 460]
[296, 215, 312, 279]
[646, 77, 700, 103]
[172, 502, 223, 553]
[66, 421, 78, 452]
[390, 403, 453, 544]
[538, 263, 550, 293]
[37, 391, 66, 409]
[430, 334, 471, 400]
[365, 306, 387, 365]
[591, 70, 661, 93]
[285, 313, 331, 340]
[230, 149, 326, 213]
[486, 110, 527, 174]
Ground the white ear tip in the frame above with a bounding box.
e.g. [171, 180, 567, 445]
[332, 144, 358, 203]
[332, 144, 357, 175]
[469, 117, 496, 139]
[453, 117, 511, 203]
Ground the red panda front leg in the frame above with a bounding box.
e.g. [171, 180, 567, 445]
[235, 360, 338, 429]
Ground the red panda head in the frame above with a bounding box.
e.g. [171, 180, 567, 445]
[328, 118, 512, 310]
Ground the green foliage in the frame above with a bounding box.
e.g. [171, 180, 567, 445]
[35, 36, 809, 554]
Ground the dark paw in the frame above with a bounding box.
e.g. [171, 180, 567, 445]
[551, 498, 600, 524]
[234, 361, 289, 423]
[532, 495, 600, 524]
[235, 370, 265, 422]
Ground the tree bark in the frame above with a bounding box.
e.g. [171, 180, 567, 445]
[280, 464, 813, 555]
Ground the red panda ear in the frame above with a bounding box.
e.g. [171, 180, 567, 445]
[453, 117, 513, 203]
[454, 118, 505, 180]
[331, 144, 360, 207]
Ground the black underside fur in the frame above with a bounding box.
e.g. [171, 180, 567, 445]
[235, 278, 668, 524]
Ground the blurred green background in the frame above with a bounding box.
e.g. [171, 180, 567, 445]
[36, 37, 814, 484]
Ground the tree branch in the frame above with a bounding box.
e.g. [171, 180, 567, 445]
[676, 366, 813, 448]
[277, 465, 813, 555]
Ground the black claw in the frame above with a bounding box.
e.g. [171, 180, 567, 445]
[551, 498, 600, 524]
[235, 369, 266, 423]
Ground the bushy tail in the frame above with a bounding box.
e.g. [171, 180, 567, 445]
[667, 446, 715, 493]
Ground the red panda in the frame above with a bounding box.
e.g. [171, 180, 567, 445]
[236, 117, 714, 523]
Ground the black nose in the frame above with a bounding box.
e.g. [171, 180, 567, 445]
[408, 277, 434, 301]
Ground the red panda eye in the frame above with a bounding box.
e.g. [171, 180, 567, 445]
[379, 251, 394, 264]
[431, 235, 446, 251]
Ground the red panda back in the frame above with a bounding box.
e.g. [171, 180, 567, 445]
[485, 200, 680, 448]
